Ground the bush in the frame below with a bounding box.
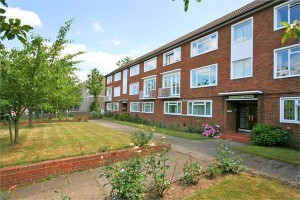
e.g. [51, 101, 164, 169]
[113, 113, 119, 120]
[182, 157, 203, 185]
[251, 124, 290, 146]
[117, 112, 129, 121]
[207, 163, 222, 179]
[202, 123, 221, 138]
[90, 111, 103, 119]
[89, 100, 100, 112]
[132, 125, 154, 147]
[103, 111, 114, 118]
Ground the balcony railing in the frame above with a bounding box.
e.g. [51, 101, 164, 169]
[139, 90, 156, 100]
[104, 96, 112, 102]
[158, 88, 180, 98]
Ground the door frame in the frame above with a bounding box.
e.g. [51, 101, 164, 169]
[237, 101, 258, 132]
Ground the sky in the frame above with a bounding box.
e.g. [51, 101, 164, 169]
[3, 0, 254, 81]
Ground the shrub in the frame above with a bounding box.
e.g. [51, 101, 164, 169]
[182, 156, 203, 185]
[202, 123, 221, 138]
[207, 163, 222, 179]
[132, 125, 154, 147]
[103, 111, 114, 118]
[112, 113, 119, 120]
[251, 123, 290, 146]
[90, 111, 103, 119]
[117, 112, 129, 121]
[89, 100, 100, 112]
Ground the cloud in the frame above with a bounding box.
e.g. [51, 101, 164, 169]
[3, 7, 42, 27]
[92, 22, 104, 33]
[98, 39, 121, 46]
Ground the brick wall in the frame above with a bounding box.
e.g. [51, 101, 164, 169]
[0, 144, 171, 190]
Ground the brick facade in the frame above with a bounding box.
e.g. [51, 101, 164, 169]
[105, 1, 300, 147]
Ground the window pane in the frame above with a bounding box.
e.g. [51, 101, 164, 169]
[290, 4, 300, 23]
[191, 70, 197, 87]
[169, 104, 177, 113]
[194, 104, 205, 115]
[277, 5, 288, 28]
[210, 65, 217, 84]
[234, 20, 251, 43]
[284, 100, 295, 120]
[188, 102, 192, 114]
[233, 58, 251, 78]
[206, 102, 211, 115]
[290, 52, 300, 75]
[197, 68, 209, 86]
[165, 103, 168, 113]
[298, 106, 300, 121]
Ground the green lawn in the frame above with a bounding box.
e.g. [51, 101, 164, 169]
[107, 119, 209, 140]
[0, 122, 131, 168]
[186, 173, 300, 200]
[234, 145, 300, 166]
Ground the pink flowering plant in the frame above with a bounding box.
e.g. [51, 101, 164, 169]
[202, 123, 221, 138]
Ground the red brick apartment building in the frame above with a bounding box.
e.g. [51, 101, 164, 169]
[104, 0, 300, 147]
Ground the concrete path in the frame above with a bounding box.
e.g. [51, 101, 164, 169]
[2, 119, 300, 199]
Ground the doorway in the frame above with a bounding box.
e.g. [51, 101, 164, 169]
[237, 102, 257, 132]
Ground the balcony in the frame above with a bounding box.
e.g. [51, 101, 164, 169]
[139, 90, 156, 100]
[158, 88, 180, 99]
[104, 96, 112, 102]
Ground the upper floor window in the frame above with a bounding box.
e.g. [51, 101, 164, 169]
[114, 72, 121, 82]
[163, 72, 180, 96]
[164, 101, 182, 115]
[275, 1, 300, 30]
[163, 47, 181, 66]
[187, 100, 212, 117]
[130, 102, 140, 112]
[191, 64, 217, 88]
[231, 58, 252, 79]
[191, 32, 218, 57]
[232, 18, 252, 44]
[106, 87, 112, 97]
[114, 86, 120, 97]
[107, 76, 112, 84]
[280, 97, 300, 124]
[129, 82, 139, 95]
[142, 102, 154, 113]
[144, 57, 157, 72]
[144, 77, 156, 97]
[274, 44, 300, 78]
[130, 65, 139, 77]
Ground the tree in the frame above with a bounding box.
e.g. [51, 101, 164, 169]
[281, 20, 300, 44]
[86, 68, 104, 112]
[116, 56, 133, 68]
[172, 0, 201, 12]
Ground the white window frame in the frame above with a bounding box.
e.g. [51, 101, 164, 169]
[114, 72, 121, 82]
[143, 77, 156, 97]
[190, 64, 218, 88]
[274, 0, 300, 31]
[231, 17, 253, 44]
[144, 57, 157, 72]
[163, 47, 181, 66]
[162, 71, 181, 96]
[113, 102, 119, 111]
[106, 87, 112, 99]
[130, 102, 140, 112]
[280, 97, 300, 124]
[130, 65, 140, 77]
[129, 82, 139, 95]
[187, 100, 213, 117]
[274, 44, 300, 79]
[106, 76, 112, 84]
[142, 102, 154, 113]
[106, 103, 112, 111]
[231, 57, 253, 80]
[114, 86, 120, 97]
[164, 101, 182, 115]
[190, 32, 218, 57]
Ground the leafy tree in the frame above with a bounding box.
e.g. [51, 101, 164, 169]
[116, 56, 133, 68]
[172, 0, 201, 12]
[86, 68, 104, 112]
[281, 20, 300, 44]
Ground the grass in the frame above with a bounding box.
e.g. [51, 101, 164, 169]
[186, 173, 300, 200]
[0, 122, 131, 168]
[106, 119, 209, 140]
[234, 145, 300, 166]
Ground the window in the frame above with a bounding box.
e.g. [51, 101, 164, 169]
[130, 102, 140, 112]
[113, 102, 119, 111]
[163, 72, 180, 96]
[129, 82, 139, 95]
[280, 97, 300, 124]
[191, 64, 217, 88]
[191, 32, 218, 57]
[142, 102, 154, 113]
[231, 58, 252, 79]
[106, 103, 112, 111]
[130, 65, 139, 77]
[107, 76, 112, 84]
[114, 72, 121, 82]
[163, 47, 181, 66]
[232, 18, 252, 43]
[144, 77, 156, 97]
[164, 101, 182, 115]
[144, 57, 157, 72]
[106, 87, 112, 101]
[275, 1, 300, 30]
[114, 86, 120, 97]
[187, 100, 212, 117]
[275, 44, 300, 78]
[122, 69, 127, 94]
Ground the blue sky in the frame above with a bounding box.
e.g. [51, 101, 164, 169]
[4, 0, 254, 81]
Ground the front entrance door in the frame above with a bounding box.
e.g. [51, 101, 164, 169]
[237, 102, 257, 132]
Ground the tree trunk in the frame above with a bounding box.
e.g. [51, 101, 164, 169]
[28, 107, 33, 127]
[14, 121, 19, 144]
[8, 117, 13, 144]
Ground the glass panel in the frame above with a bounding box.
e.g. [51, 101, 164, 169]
[234, 20, 251, 43]
[191, 70, 197, 87]
[206, 102, 211, 115]
[277, 5, 288, 28]
[297, 106, 300, 121]
[210, 65, 217, 84]
[243, 58, 251, 77]
[290, 52, 300, 75]
[290, 4, 300, 23]
[284, 100, 295, 120]
[196, 68, 210, 86]
[188, 102, 192, 114]
[169, 104, 178, 113]
[233, 58, 251, 78]
[277, 50, 289, 72]
[194, 104, 205, 115]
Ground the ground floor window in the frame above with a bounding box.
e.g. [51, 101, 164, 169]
[142, 102, 154, 113]
[113, 102, 119, 111]
[106, 103, 112, 111]
[187, 100, 212, 117]
[164, 101, 182, 115]
[280, 97, 300, 124]
[130, 102, 140, 112]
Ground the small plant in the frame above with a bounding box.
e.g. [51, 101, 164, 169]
[104, 111, 114, 118]
[182, 156, 203, 185]
[98, 145, 108, 153]
[113, 113, 119, 120]
[202, 123, 221, 138]
[132, 125, 154, 147]
[216, 141, 246, 174]
[117, 112, 129, 121]
[43, 175, 54, 181]
[207, 163, 222, 179]
[90, 111, 103, 119]
[251, 123, 290, 146]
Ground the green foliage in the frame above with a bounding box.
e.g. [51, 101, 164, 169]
[104, 111, 114, 118]
[100, 157, 146, 200]
[113, 113, 119, 120]
[76, 115, 89, 122]
[132, 125, 154, 147]
[281, 20, 300, 44]
[207, 163, 222, 179]
[251, 124, 290, 146]
[182, 157, 203, 185]
[116, 56, 133, 68]
[86, 68, 104, 100]
[216, 141, 246, 174]
[98, 145, 108, 153]
[90, 111, 103, 119]
[89, 100, 100, 112]
[117, 112, 129, 121]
